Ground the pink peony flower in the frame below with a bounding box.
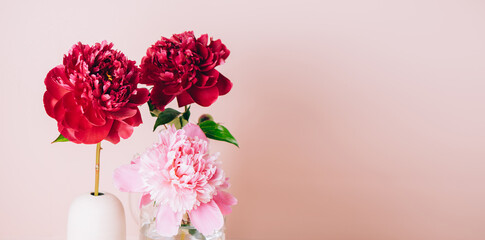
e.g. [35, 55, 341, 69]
[113, 123, 237, 236]
[140, 31, 232, 111]
[43, 41, 149, 144]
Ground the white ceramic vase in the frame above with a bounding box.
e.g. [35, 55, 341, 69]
[67, 192, 126, 240]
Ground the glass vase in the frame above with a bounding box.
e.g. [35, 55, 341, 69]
[139, 201, 225, 240]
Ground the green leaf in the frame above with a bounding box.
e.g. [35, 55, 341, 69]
[199, 120, 239, 147]
[153, 108, 181, 131]
[188, 229, 197, 235]
[182, 106, 191, 121]
[147, 100, 161, 117]
[168, 116, 188, 129]
[52, 133, 69, 143]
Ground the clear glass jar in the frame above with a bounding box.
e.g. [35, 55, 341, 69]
[139, 201, 225, 240]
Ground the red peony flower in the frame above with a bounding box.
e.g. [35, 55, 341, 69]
[43, 41, 149, 144]
[140, 31, 232, 110]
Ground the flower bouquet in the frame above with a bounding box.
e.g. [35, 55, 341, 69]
[43, 31, 237, 240]
[43, 41, 149, 240]
[114, 31, 238, 240]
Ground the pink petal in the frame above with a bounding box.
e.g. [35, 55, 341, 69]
[139, 193, 152, 209]
[155, 205, 183, 237]
[131, 155, 141, 164]
[183, 123, 208, 141]
[213, 191, 237, 215]
[188, 200, 224, 236]
[113, 164, 145, 192]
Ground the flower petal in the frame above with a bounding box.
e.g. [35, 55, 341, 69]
[189, 200, 224, 236]
[176, 91, 195, 107]
[151, 84, 175, 111]
[183, 123, 208, 142]
[105, 120, 134, 144]
[53, 96, 67, 122]
[117, 121, 134, 139]
[113, 164, 144, 192]
[139, 193, 152, 209]
[84, 104, 106, 126]
[216, 73, 232, 96]
[108, 107, 137, 120]
[213, 191, 237, 215]
[155, 205, 183, 237]
[43, 92, 57, 118]
[129, 88, 150, 105]
[64, 108, 89, 130]
[123, 110, 143, 127]
[45, 65, 70, 99]
[58, 125, 81, 144]
[187, 86, 219, 107]
[73, 119, 114, 144]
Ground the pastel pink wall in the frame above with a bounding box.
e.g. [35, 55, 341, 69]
[1, 0, 485, 239]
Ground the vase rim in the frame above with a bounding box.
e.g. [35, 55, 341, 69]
[90, 192, 105, 196]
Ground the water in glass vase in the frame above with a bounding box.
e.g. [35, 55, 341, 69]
[139, 201, 225, 240]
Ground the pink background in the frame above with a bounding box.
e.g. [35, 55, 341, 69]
[1, 0, 485, 239]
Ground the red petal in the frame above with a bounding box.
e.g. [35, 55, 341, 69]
[198, 34, 209, 46]
[117, 121, 134, 139]
[123, 110, 143, 127]
[108, 107, 137, 120]
[58, 125, 81, 144]
[129, 88, 150, 105]
[105, 127, 120, 144]
[84, 104, 106, 126]
[43, 92, 57, 118]
[73, 119, 114, 144]
[45, 65, 70, 99]
[176, 91, 194, 107]
[187, 86, 219, 107]
[216, 73, 232, 96]
[196, 70, 219, 88]
[53, 97, 66, 122]
[105, 120, 134, 144]
[150, 84, 175, 111]
[64, 109, 83, 129]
